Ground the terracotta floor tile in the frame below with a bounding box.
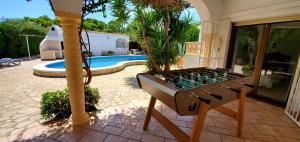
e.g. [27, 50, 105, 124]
[102, 126, 123, 135]
[253, 124, 280, 136]
[207, 110, 221, 117]
[56, 126, 90, 142]
[78, 130, 108, 142]
[176, 115, 194, 122]
[258, 112, 282, 122]
[154, 125, 175, 139]
[244, 139, 263, 142]
[240, 132, 255, 140]
[78, 121, 105, 132]
[165, 138, 178, 142]
[273, 126, 300, 139]
[104, 135, 128, 142]
[221, 135, 245, 142]
[0, 136, 8, 142]
[115, 120, 138, 130]
[213, 117, 235, 129]
[207, 126, 231, 135]
[199, 131, 222, 142]
[41, 126, 67, 139]
[160, 109, 177, 120]
[179, 126, 191, 134]
[275, 137, 300, 142]
[243, 123, 260, 135]
[141, 133, 164, 142]
[121, 130, 143, 140]
[134, 120, 157, 134]
[8, 127, 46, 142]
[170, 119, 188, 127]
[128, 139, 140, 142]
[41, 138, 59, 142]
[204, 117, 215, 126]
[252, 134, 279, 142]
[1, 63, 300, 142]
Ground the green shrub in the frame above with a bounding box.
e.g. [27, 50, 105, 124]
[0, 18, 46, 58]
[242, 64, 254, 75]
[40, 89, 71, 122]
[84, 85, 101, 112]
[40, 86, 101, 122]
[82, 51, 93, 57]
[107, 51, 114, 56]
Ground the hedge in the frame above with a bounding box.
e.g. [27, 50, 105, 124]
[0, 19, 46, 58]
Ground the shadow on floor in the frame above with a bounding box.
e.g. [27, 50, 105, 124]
[7, 106, 150, 142]
[124, 77, 140, 89]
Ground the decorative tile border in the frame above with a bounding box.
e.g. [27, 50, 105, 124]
[33, 60, 146, 77]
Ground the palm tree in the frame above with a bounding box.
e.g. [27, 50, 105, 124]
[111, 0, 194, 71]
[111, 0, 130, 33]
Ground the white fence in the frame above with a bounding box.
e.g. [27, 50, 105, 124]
[285, 60, 300, 127]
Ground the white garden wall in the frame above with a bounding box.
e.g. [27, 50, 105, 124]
[40, 25, 129, 59]
[82, 32, 129, 56]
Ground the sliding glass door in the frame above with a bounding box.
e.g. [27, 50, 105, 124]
[229, 21, 300, 105]
[257, 22, 300, 103]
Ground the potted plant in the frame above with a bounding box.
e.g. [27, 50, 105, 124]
[242, 64, 254, 75]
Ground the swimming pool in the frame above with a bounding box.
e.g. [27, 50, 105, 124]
[33, 55, 147, 77]
[46, 55, 147, 69]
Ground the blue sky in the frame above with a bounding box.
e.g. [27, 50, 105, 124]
[0, 0, 200, 23]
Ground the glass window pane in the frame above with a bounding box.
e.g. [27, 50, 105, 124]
[231, 25, 263, 75]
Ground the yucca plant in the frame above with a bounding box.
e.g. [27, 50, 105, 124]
[112, 0, 195, 72]
[135, 9, 194, 71]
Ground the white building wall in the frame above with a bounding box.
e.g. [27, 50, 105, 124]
[81, 32, 129, 56]
[221, 0, 300, 22]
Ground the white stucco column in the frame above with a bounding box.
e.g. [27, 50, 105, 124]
[200, 21, 215, 67]
[186, 0, 227, 68]
[50, 0, 89, 125]
[59, 17, 89, 124]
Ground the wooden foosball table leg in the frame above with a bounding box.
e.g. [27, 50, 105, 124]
[189, 102, 209, 142]
[237, 87, 247, 137]
[143, 96, 156, 130]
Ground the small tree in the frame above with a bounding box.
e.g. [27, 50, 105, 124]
[115, 0, 193, 71]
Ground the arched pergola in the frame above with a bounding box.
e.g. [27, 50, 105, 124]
[185, 0, 225, 68]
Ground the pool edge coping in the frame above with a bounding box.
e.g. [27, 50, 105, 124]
[32, 59, 146, 77]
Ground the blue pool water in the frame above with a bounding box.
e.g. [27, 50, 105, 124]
[46, 55, 147, 69]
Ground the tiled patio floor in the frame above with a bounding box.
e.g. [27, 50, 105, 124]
[0, 59, 300, 142]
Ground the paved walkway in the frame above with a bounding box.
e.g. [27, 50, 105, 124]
[0, 59, 300, 142]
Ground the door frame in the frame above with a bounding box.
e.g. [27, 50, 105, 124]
[252, 24, 270, 93]
[227, 19, 300, 106]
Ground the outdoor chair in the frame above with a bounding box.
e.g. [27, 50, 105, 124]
[0, 58, 11, 67]
[0, 58, 22, 67]
[10, 58, 22, 65]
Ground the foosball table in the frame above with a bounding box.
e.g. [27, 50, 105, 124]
[137, 67, 254, 142]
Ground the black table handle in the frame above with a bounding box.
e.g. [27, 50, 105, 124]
[202, 90, 223, 100]
[198, 97, 211, 104]
[244, 84, 254, 88]
[191, 93, 211, 104]
[230, 87, 241, 93]
[210, 93, 223, 100]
